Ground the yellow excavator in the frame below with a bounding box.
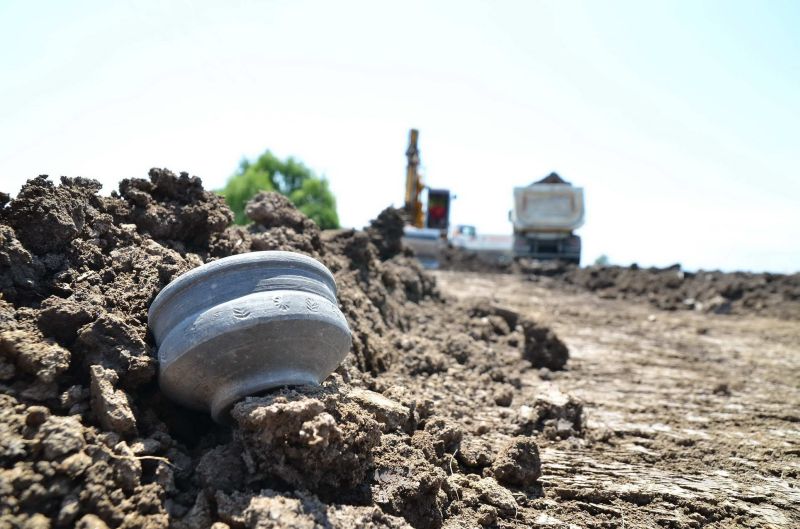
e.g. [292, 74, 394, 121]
[404, 128, 450, 230]
[402, 129, 453, 267]
[404, 129, 425, 228]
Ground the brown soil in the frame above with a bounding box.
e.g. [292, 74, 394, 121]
[441, 250, 800, 320]
[435, 270, 800, 528]
[1, 172, 797, 528]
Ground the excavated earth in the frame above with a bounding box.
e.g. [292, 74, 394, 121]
[440, 250, 800, 320]
[1, 171, 798, 529]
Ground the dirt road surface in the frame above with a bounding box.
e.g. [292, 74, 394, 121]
[434, 270, 800, 528]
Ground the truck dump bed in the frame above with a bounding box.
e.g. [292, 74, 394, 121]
[511, 183, 585, 232]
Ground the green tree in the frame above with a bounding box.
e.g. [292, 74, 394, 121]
[594, 254, 610, 266]
[220, 151, 340, 228]
[289, 178, 339, 230]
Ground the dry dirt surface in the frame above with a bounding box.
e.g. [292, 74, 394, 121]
[0, 171, 798, 529]
[434, 270, 800, 528]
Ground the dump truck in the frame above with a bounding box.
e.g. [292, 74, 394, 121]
[510, 172, 585, 264]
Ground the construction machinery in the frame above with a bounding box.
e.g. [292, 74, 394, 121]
[404, 129, 426, 228]
[401, 129, 452, 268]
[403, 129, 451, 232]
[403, 132, 584, 266]
[510, 172, 585, 264]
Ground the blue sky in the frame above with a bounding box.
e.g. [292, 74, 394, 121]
[1, 0, 798, 272]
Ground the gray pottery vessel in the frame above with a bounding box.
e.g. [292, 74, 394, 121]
[148, 251, 351, 423]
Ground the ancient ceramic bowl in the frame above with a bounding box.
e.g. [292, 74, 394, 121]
[148, 251, 351, 423]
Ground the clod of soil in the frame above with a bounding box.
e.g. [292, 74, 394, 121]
[521, 319, 570, 370]
[232, 383, 382, 493]
[211, 489, 412, 529]
[89, 365, 137, 436]
[371, 433, 447, 529]
[491, 436, 542, 487]
[517, 387, 584, 439]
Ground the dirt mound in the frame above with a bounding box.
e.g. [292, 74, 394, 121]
[556, 263, 800, 318]
[439, 246, 514, 275]
[0, 172, 570, 528]
[113, 169, 233, 252]
[441, 248, 800, 319]
[366, 207, 407, 261]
